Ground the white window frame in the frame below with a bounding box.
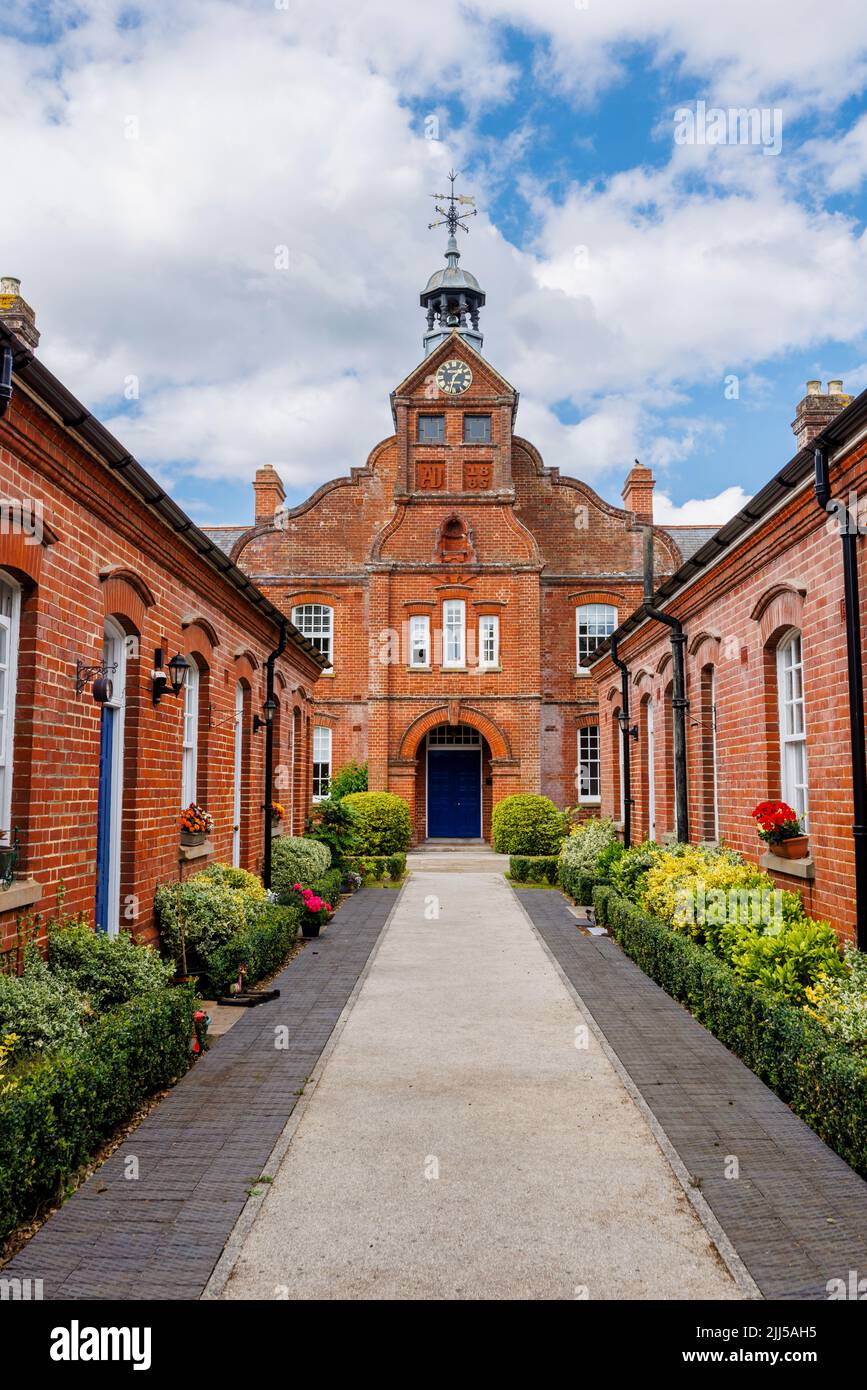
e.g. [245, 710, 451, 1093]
[478, 614, 499, 670]
[576, 603, 617, 674]
[292, 603, 333, 671]
[181, 658, 199, 808]
[313, 725, 332, 802]
[442, 600, 466, 669]
[409, 615, 430, 669]
[0, 571, 21, 847]
[578, 724, 601, 803]
[777, 630, 809, 828]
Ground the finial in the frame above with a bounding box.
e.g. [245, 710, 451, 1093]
[428, 170, 477, 239]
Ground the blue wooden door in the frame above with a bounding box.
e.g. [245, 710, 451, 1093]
[428, 749, 481, 838]
[95, 706, 114, 933]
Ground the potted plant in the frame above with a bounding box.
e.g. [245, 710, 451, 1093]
[291, 882, 333, 939]
[180, 803, 213, 846]
[751, 800, 809, 859]
[270, 801, 285, 836]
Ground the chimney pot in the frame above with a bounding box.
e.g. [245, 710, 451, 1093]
[792, 379, 852, 449]
[0, 278, 40, 351]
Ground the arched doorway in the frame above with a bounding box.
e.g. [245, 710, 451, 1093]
[425, 723, 483, 838]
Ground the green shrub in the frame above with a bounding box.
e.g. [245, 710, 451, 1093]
[304, 798, 360, 868]
[328, 760, 368, 800]
[197, 863, 266, 898]
[270, 837, 332, 898]
[807, 945, 867, 1047]
[345, 854, 405, 883]
[558, 817, 619, 899]
[309, 867, 345, 902]
[155, 872, 266, 969]
[609, 840, 669, 903]
[0, 984, 195, 1241]
[386, 852, 407, 881]
[509, 855, 559, 884]
[47, 923, 173, 1012]
[202, 904, 300, 996]
[492, 795, 568, 855]
[341, 792, 411, 855]
[0, 951, 89, 1055]
[593, 885, 867, 1178]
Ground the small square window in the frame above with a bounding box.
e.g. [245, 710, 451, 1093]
[463, 415, 491, 444]
[418, 415, 445, 443]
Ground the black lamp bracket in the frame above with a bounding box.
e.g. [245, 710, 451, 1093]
[75, 659, 117, 697]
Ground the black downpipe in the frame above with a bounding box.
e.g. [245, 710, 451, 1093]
[0, 347, 13, 418]
[641, 524, 689, 842]
[262, 618, 288, 890]
[816, 445, 867, 950]
[609, 635, 632, 848]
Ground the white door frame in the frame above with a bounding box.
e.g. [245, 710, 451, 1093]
[103, 619, 127, 936]
[647, 698, 656, 843]
[232, 681, 244, 866]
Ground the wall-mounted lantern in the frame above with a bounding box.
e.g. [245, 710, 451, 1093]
[253, 695, 278, 734]
[152, 648, 190, 705]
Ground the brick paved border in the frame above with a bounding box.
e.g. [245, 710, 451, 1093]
[515, 886, 867, 1301]
[2, 888, 398, 1301]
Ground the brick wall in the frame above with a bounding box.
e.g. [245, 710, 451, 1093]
[591, 440, 867, 944]
[227, 332, 683, 841]
[0, 385, 321, 952]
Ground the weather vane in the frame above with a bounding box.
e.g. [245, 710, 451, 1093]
[428, 169, 477, 236]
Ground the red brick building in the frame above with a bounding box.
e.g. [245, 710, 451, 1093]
[588, 379, 866, 945]
[208, 227, 703, 843]
[0, 283, 323, 951]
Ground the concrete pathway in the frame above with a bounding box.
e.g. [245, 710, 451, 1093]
[219, 868, 740, 1300]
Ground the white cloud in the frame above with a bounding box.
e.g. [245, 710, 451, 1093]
[3, 0, 867, 517]
[654, 485, 750, 524]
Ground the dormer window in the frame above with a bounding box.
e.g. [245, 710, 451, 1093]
[463, 415, 491, 444]
[418, 415, 445, 444]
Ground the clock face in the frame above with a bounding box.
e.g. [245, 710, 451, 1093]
[436, 359, 472, 395]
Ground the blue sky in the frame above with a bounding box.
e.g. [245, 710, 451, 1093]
[4, 0, 867, 528]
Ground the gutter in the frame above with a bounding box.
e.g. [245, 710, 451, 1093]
[0, 321, 325, 673]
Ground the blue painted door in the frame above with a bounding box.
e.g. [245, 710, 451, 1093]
[428, 749, 481, 838]
[95, 706, 114, 933]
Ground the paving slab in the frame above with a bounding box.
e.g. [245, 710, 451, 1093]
[516, 884, 867, 1300]
[2, 888, 395, 1300]
[220, 868, 740, 1301]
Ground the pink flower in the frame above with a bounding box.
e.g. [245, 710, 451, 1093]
[324, 903, 331, 912]
[293, 883, 302, 892]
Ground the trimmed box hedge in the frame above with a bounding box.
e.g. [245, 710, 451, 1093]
[201, 904, 300, 996]
[0, 984, 196, 1241]
[508, 855, 559, 885]
[593, 885, 867, 1178]
[344, 853, 406, 883]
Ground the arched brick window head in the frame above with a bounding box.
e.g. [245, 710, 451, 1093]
[437, 516, 474, 564]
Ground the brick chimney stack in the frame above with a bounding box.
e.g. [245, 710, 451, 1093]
[792, 379, 852, 450]
[621, 460, 654, 523]
[0, 277, 40, 350]
[253, 464, 286, 524]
